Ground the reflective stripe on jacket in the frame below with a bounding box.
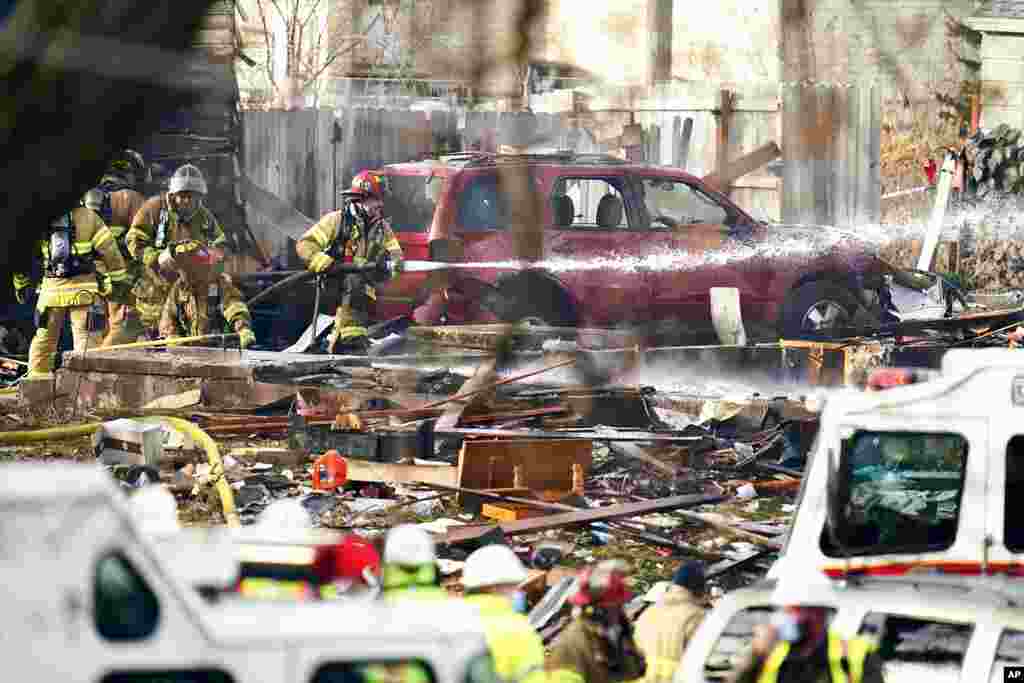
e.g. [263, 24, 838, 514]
[756, 632, 878, 683]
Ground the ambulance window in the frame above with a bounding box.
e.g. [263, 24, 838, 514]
[101, 672, 234, 683]
[702, 606, 836, 681]
[859, 613, 972, 683]
[94, 552, 160, 641]
[312, 660, 437, 683]
[1005, 436, 1024, 550]
[989, 628, 1024, 683]
[822, 431, 967, 557]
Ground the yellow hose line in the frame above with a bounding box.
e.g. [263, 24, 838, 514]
[140, 416, 240, 529]
[83, 333, 239, 353]
[0, 422, 101, 444]
[0, 416, 239, 528]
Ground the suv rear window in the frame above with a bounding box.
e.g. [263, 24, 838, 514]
[822, 431, 967, 557]
[457, 174, 508, 231]
[384, 174, 439, 233]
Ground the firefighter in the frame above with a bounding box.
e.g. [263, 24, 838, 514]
[726, 606, 884, 683]
[82, 149, 148, 346]
[295, 170, 403, 355]
[379, 524, 446, 601]
[633, 561, 709, 683]
[546, 560, 647, 683]
[13, 207, 130, 379]
[461, 545, 546, 683]
[126, 164, 255, 348]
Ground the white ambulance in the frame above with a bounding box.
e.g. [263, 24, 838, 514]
[769, 348, 1024, 584]
[0, 463, 494, 683]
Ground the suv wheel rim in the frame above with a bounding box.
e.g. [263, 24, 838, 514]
[802, 299, 849, 331]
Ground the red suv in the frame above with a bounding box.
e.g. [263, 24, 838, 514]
[374, 152, 893, 341]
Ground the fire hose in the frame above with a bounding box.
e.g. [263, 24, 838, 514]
[0, 417, 239, 528]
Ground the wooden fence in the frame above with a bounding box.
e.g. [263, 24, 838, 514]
[242, 108, 457, 265]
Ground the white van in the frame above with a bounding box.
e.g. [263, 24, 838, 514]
[769, 348, 1024, 584]
[0, 463, 493, 683]
[675, 575, 1024, 683]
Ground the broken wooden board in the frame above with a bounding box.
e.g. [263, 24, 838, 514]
[407, 324, 641, 351]
[344, 459, 458, 488]
[444, 493, 725, 544]
[436, 358, 498, 431]
[608, 442, 678, 476]
[63, 347, 349, 380]
[456, 438, 591, 504]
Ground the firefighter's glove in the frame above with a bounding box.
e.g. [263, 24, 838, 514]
[13, 274, 34, 304]
[309, 252, 335, 274]
[173, 240, 202, 256]
[237, 326, 256, 350]
[142, 247, 161, 269]
[14, 286, 35, 305]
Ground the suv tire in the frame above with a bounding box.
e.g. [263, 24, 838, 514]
[780, 281, 876, 338]
[493, 275, 578, 328]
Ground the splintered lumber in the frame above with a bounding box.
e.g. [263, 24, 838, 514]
[435, 358, 498, 431]
[444, 493, 725, 544]
[345, 460, 458, 487]
[608, 442, 678, 476]
[456, 439, 592, 504]
[702, 141, 782, 191]
[425, 357, 577, 415]
[672, 510, 783, 550]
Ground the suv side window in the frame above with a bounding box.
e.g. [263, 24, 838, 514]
[858, 613, 972, 683]
[551, 178, 629, 229]
[311, 660, 437, 683]
[94, 552, 160, 641]
[639, 177, 729, 228]
[990, 629, 1024, 683]
[457, 174, 508, 231]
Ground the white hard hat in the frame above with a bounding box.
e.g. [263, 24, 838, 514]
[169, 163, 208, 195]
[462, 544, 528, 590]
[130, 485, 180, 535]
[384, 524, 436, 566]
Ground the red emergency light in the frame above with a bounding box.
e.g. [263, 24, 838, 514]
[866, 368, 933, 391]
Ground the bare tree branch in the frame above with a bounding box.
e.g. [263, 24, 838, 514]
[253, 0, 278, 92]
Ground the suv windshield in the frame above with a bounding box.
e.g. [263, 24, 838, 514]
[823, 431, 968, 556]
[384, 174, 439, 233]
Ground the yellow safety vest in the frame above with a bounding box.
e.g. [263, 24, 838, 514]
[464, 594, 546, 683]
[757, 632, 878, 683]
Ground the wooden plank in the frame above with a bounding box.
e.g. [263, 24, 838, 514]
[444, 493, 725, 544]
[436, 358, 498, 431]
[703, 141, 781, 191]
[456, 439, 592, 501]
[679, 116, 694, 170]
[715, 89, 734, 195]
[607, 442, 677, 476]
[62, 348, 348, 380]
[344, 460, 458, 487]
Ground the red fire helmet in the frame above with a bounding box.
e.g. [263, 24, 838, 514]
[569, 560, 633, 607]
[312, 534, 381, 586]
